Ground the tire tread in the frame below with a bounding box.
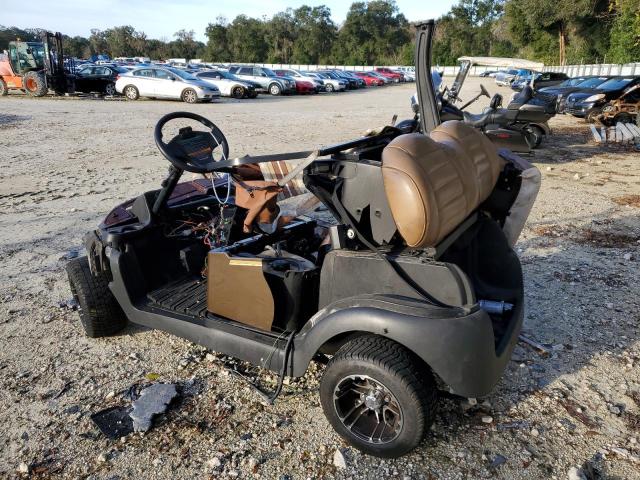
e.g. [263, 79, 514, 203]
[66, 256, 126, 338]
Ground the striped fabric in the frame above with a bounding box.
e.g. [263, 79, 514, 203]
[258, 160, 309, 201]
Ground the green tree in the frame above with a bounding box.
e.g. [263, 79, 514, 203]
[265, 10, 296, 63]
[608, 0, 640, 62]
[333, 0, 410, 65]
[204, 17, 231, 62]
[226, 15, 268, 62]
[291, 5, 337, 64]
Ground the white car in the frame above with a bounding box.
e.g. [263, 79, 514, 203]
[396, 67, 415, 81]
[308, 72, 347, 92]
[194, 70, 258, 99]
[115, 66, 221, 103]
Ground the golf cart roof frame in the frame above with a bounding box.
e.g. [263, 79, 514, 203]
[449, 56, 545, 102]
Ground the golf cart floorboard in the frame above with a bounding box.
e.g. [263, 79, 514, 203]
[146, 276, 208, 318]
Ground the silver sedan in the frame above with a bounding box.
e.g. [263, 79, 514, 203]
[115, 67, 221, 103]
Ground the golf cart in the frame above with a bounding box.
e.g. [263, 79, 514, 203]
[67, 21, 540, 458]
[443, 56, 556, 151]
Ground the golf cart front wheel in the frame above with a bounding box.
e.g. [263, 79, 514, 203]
[66, 256, 127, 338]
[319, 335, 438, 458]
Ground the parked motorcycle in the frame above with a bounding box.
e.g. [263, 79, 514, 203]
[407, 78, 555, 153]
[454, 86, 555, 151]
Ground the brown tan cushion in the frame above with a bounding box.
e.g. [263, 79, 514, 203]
[381, 122, 502, 248]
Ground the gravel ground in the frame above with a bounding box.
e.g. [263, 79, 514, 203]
[0, 79, 639, 480]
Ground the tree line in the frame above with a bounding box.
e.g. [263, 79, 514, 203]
[1, 0, 638, 65]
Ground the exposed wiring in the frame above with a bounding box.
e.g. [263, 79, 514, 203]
[209, 132, 231, 206]
[231, 330, 296, 405]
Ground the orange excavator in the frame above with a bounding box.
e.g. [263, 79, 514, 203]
[0, 31, 74, 97]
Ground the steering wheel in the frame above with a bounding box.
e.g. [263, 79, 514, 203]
[480, 84, 490, 98]
[154, 112, 229, 174]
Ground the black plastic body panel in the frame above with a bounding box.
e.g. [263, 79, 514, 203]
[291, 294, 523, 397]
[319, 250, 475, 308]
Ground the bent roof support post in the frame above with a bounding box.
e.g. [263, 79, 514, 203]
[415, 20, 440, 134]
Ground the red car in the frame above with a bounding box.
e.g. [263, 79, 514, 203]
[374, 67, 405, 83]
[294, 79, 317, 94]
[274, 70, 317, 94]
[354, 72, 385, 86]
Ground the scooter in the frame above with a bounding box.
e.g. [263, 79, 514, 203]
[407, 77, 555, 153]
[455, 86, 556, 151]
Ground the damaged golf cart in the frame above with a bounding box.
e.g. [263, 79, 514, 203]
[441, 56, 556, 152]
[67, 21, 540, 458]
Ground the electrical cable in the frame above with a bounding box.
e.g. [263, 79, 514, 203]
[209, 131, 231, 205]
[230, 330, 296, 405]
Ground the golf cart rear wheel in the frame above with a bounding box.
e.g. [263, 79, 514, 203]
[66, 256, 127, 338]
[320, 335, 438, 458]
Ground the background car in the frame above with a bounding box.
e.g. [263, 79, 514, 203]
[495, 68, 534, 86]
[354, 71, 385, 86]
[274, 69, 324, 92]
[564, 76, 640, 121]
[308, 72, 346, 92]
[366, 71, 392, 84]
[228, 66, 295, 95]
[342, 71, 367, 88]
[598, 84, 640, 125]
[374, 67, 405, 82]
[318, 70, 357, 90]
[539, 76, 611, 112]
[511, 71, 569, 91]
[479, 70, 500, 78]
[74, 64, 129, 95]
[396, 66, 415, 79]
[115, 66, 220, 103]
[194, 70, 258, 98]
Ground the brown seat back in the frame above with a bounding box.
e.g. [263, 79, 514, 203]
[381, 122, 502, 248]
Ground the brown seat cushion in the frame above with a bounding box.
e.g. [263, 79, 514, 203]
[381, 121, 502, 248]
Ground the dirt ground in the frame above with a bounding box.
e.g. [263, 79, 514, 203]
[0, 78, 639, 480]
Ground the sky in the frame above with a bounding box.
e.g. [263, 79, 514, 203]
[3, 0, 457, 41]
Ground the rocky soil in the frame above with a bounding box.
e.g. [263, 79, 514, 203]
[0, 79, 639, 479]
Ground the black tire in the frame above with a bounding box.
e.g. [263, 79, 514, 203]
[66, 256, 127, 338]
[268, 82, 282, 96]
[326, 83, 335, 93]
[123, 85, 139, 100]
[0, 78, 7, 96]
[182, 88, 198, 103]
[613, 113, 633, 125]
[231, 85, 245, 99]
[527, 125, 545, 148]
[24, 71, 48, 97]
[104, 82, 116, 96]
[248, 90, 258, 99]
[320, 335, 438, 458]
[586, 108, 602, 124]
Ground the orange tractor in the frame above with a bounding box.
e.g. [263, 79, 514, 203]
[0, 31, 74, 97]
